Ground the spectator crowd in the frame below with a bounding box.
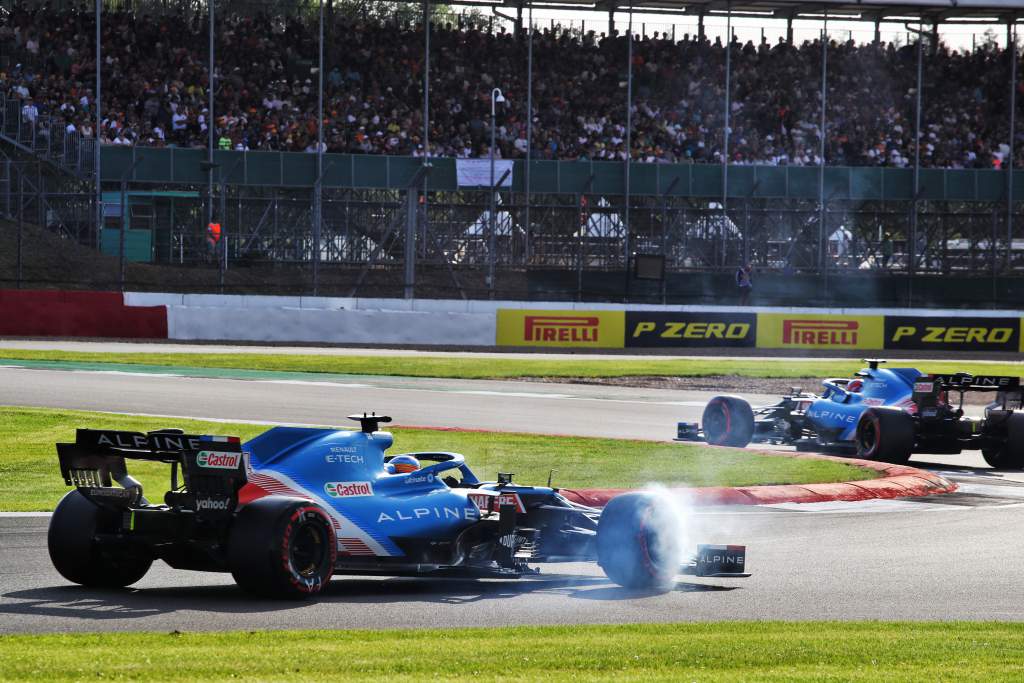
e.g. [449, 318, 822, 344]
[0, 6, 1020, 168]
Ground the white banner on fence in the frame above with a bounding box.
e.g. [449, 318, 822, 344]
[167, 306, 495, 346]
[456, 159, 513, 188]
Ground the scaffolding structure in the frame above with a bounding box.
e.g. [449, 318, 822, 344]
[2, 0, 1024, 303]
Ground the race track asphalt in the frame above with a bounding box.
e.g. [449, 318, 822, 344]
[3, 363, 1024, 632]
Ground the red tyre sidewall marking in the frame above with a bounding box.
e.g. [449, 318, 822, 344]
[866, 414, 881, 458]
[711, 401, 732, 446]
[636, 505, 658, 579]
[280, 506, 337, 594]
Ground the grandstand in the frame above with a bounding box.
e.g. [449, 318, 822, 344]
[2, 0, 1024, 306]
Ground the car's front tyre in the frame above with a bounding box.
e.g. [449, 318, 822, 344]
[597, 492, 682, 591]
[701, 395, 755, 447]
[228, 497, 337, 599]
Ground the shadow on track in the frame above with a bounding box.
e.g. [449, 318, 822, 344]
[321, 575, 738, 605]
[2, 574, 738, 621]
[910, 461, 1007, 477]
[0, 584, 308, 622]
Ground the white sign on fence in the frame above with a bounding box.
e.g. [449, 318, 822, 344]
[456, 159, 514, 188]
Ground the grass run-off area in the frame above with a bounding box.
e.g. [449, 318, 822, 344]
[2, 348, 1024, 380]
[2, 623, 1024, 681]
[0, 406, 873, 511]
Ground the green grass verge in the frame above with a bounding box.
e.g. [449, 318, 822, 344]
[2, 623, 1023, 681]
[0, 406, 873, 511]
[3, 348, 1024, 379]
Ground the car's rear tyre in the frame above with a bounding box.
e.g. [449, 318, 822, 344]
[47, 490, 153, 588]
[701, 396, 755, 447]
[855, 407, 915, 464]
[228, 497, 337, 599]
[597, 492, 682, 591]
[982, 412, 1024, 469]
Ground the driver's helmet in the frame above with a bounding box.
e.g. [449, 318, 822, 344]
[847, 379, 864, 393]
[390, 455, 420, 474]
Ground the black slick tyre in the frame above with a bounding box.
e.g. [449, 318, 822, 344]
[597, 492, 682, 591]
[855, 407, 915, 464]
[47, 490, 153, 588]
[701, 395, 755, 447]
[228, 497, 337, 599]
[983, 412, 1024, 469]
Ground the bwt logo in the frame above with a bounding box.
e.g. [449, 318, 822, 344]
[523, 316, 600, 343]
[782, 319, 859, 346]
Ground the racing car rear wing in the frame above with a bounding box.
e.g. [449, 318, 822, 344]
[57, 428, 246, 515]
[918, 374, 1021, 391]
[913, 374, 1023, 411]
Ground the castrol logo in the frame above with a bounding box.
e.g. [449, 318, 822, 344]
[196, 451, 241, 469]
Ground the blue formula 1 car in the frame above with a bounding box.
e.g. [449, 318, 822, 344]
[48, 414, 749, 599]
[678, 360, 1024, 467]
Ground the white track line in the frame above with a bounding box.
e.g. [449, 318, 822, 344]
[2, 364, 733, 408]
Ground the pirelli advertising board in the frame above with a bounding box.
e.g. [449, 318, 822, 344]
[884, 316, 1020, 352]
[756, 313, 885, 350]
[625, 312, 756, 348]
[496, 309, 757, 348]
[496, 310, 626, 348]
[497, 309, 1024, 352]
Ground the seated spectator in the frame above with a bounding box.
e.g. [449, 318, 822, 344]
[0, 6, 1019, 168]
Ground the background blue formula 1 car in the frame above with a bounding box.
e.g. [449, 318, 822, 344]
[678, 360, 1024, 467]
[49, 414, 748, 599]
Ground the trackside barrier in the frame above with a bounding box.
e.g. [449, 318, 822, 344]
[167, 306, 494, 345]
[0, 290, 167, 338]
[25, 292, 1009, 350]
[495, 308, 1024, 352]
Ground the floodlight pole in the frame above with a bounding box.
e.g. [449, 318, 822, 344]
[819, 17, 828, 299]
[313, 0, 324, 296]
[910, 23, 923, 302]
[524, 3, 533, 262]
[421, 0, 430, 270]
[207, 0, 215, 268]
[423, 0, 430, 156]
[722, 5, 731, 269]
[624, 8, 633, 301]
[1008, 24, 1017, 275]
[94, 0, 102, 252]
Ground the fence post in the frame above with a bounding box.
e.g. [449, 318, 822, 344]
[404, 186, 417, 299]
[16, 170, 23, 288]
